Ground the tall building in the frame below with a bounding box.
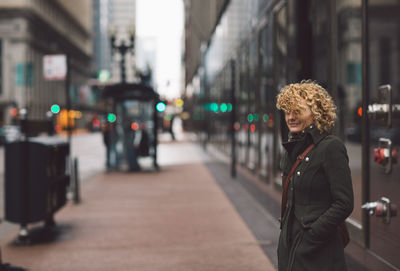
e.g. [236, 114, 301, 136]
[183, 0, 229, 87]
[92, 0, 113, 77]
[0, 0, 93, 126]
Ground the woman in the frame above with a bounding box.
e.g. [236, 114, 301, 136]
[276, 81, 354, 271]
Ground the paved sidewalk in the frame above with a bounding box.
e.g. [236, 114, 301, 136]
[1, 161, 276, 270]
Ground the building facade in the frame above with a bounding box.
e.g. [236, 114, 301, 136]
[183, 0, 229, 87]
[92, 0, 113, 77]
[184, 0, 400, 270]
[0, 0, 93, 127]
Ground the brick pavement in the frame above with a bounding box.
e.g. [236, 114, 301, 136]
[1, 161, 276, 270]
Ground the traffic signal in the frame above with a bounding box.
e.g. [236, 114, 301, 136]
[174, 99, 184, 107]
[156, 102, 166, 112]
[50, 104, 61, 114]
[220, 103, 228, 112]
[98, 69, 111, 83]
[107, 113, 117, 123]
[131, 122, 139, 131]
[9, 107, 18, 117]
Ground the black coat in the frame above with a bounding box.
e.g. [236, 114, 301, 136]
[277, 125, 354, 271]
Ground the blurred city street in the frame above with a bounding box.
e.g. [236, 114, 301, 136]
[0, 131, 276, 271]
[0, 0, 399, 269]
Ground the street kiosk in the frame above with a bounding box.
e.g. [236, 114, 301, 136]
[102, 83, 160, 171]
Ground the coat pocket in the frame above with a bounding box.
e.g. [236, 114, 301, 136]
[294, 204, 330, 240]
[302, 228, 325, 245]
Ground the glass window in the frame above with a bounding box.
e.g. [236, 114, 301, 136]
[367, 1, 400, 265]
[261, 23, 274, 111]
[273, 4, 288, 184]
[336, 0, 362, 224]
[0, 40, 2, 95]
[310, 0, 330, 86]
[259, 23, 274, 179]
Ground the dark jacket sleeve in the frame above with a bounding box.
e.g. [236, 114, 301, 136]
[310, 138, 354, 238]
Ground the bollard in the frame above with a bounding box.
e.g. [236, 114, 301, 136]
[73, 157, 81, 204]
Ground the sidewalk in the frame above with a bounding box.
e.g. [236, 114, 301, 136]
[1, 143, 276, 270]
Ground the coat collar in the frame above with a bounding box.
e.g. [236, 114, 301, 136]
[306, 124, 329, 145]
[283, 124, 329, 150]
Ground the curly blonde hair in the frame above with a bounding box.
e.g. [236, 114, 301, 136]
[276, 80, 337, 132]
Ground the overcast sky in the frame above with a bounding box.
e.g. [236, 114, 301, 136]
[136, 0, 183, 99]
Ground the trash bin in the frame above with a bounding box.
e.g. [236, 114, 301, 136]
[4, 137, 69, 229]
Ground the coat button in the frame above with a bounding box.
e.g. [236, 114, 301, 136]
[305, 157, 310, 162]
[296, 171, 301, 176]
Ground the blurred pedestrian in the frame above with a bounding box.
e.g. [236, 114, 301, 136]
[276, 80, 354, 271]
[137, 123, 150, 156]
[124, 120, 140, 171]
[169, 114, 175, 140]
[102, 121, 119, 170]
[102, 122, 111, 169]
[109, 122, 119, 169]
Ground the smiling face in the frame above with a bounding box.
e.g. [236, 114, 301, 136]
[277, 81, 337, 133]
[284, 99, 313, 133]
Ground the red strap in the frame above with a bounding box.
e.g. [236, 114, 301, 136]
[281, 144, 315, 219]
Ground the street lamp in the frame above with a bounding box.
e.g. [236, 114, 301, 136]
[109, 24, 135, 84]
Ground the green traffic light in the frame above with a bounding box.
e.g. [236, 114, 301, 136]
[98, 69, 111, 83]
[50, 104, 60, 114]
[156, 102, 166, 112]
[220, 103, 228, 112]
[107, 113, 117, 122]
[211, 103, 218, 112]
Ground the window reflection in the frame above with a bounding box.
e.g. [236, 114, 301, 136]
[336, 0, 362, 223]
[274, 4, 287, 185]
[310, 0, 330, 85]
